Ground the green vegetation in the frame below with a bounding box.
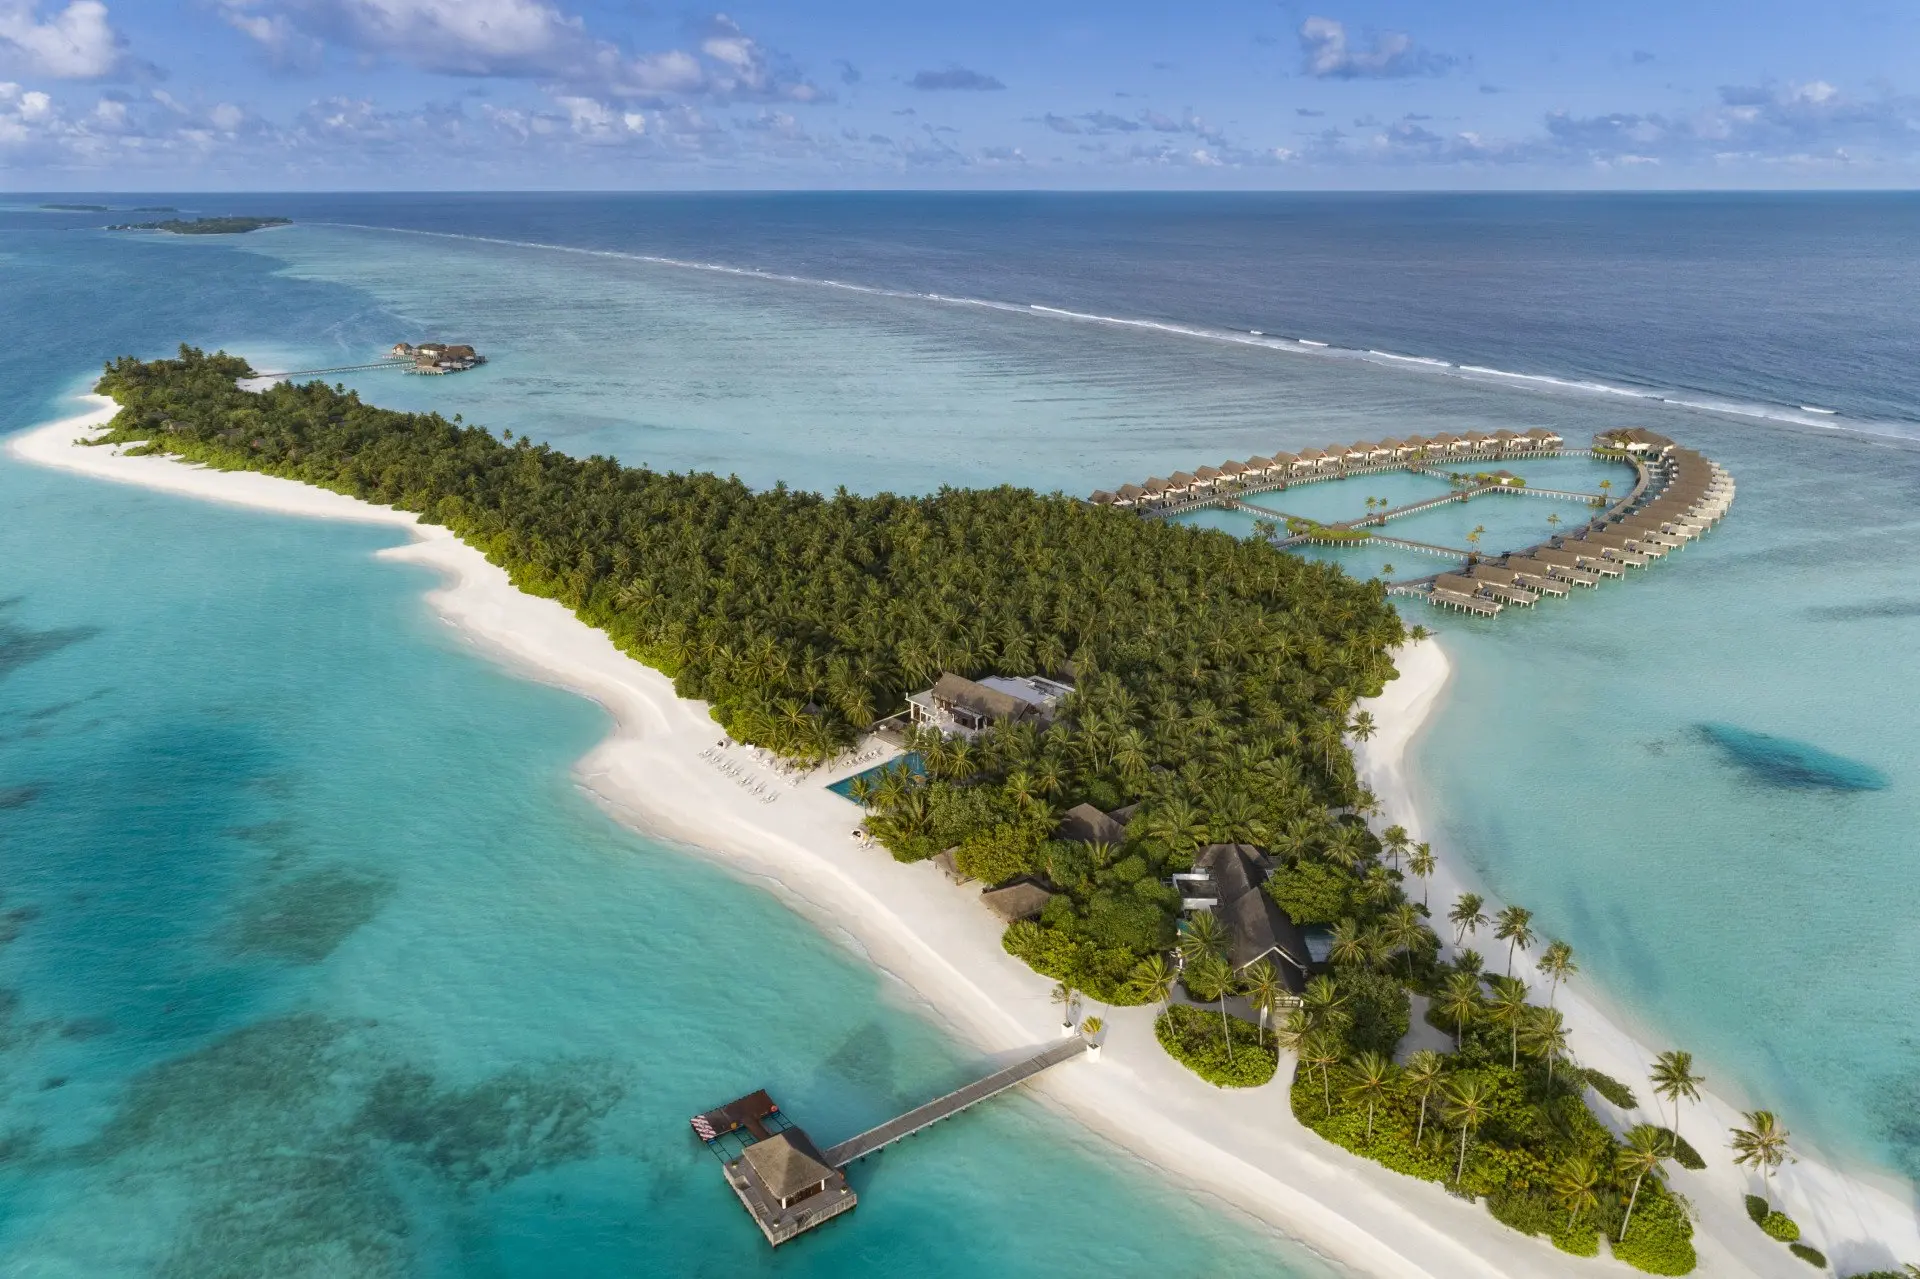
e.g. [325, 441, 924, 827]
[1791, 1244, 1828, 1268]
[1583, 1067, 1638, 1109]
[1154, 1005, 1276, 1087]
[107, 216, 291, 234]
[1295, 904, 1699, 1272]
[1745, 1194, 1771, 1225]
[40, 202, 109, 211]
[1763, 1212, 1803, 1243]
[98, 347, 1402, 1009]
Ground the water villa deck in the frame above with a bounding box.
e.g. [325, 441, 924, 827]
[694, 1035, 1090, 1247]
[1097, 427, 1733, 623]
[1088, 428, 1568, 514]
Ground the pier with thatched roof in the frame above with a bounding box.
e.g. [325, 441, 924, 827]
[694, 1035, 1091, 1247]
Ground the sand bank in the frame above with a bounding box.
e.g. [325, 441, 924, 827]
[14, 397, 1904, 1277]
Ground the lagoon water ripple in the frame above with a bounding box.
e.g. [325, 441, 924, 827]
[5, 193, 1920, 1263]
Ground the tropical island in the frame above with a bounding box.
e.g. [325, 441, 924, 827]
[75, 346, 1893, 1276]
[40, 202, 112, 212]
[106, 216, 291, 235]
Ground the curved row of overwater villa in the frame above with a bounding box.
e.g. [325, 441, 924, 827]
[1086, 427, 1569, 510]
[1420, 428, 1735, 616]
[1089, 426, 1734, 620]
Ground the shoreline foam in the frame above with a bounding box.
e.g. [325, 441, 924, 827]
[11, 396, 1910, 1276]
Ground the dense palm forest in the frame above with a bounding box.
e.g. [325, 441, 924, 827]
[97, 347, 1402, 1000]
[97, 349, 1720, 1271]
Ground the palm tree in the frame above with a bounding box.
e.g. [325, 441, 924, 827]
[1537, 940, 1578, 1009]
[1449, 893, 1488, 945]
[1649, 1050, 1705, 1143]
[1551, 1153, 1604, 1230]
[1241, 959, 1286, 1046]
[1381, 562, 1396, 578]
[1349, 710, 1377, 742]
[1051, 982, 1078, 1029]
[1730, 1110, 1793, 1189]
[1494, 904, 1535, 976]
[1345, 1052, 1395, 1139]
[1301, 1031, 1343, 1116]
[1443, 1075, 1494, 1185]
[1128, 954, 1176, 1013]
[1300, 974, 1352, 1035]
[1185, 951, 1239, 1060]
[1615, 1124, 1674, 1242]
[1408, 841, 1436, 907]
[1403, 1049, 1447, 1147]
[1380, 823, 1410, 869]
[1520, 1005, 1570, 1086]
[1546, 511, 1561, 530]
[1486, 976, 1532, 1069]
[1381, 902, 1433, 978]
[1436, 970, 1482, 1049]
[1178, 910, 1229, 967]
[1328, 918, 1371, 969]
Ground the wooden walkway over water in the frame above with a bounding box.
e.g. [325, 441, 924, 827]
[823, 1037, 1089, 1167]
[254, 360, 412, 378]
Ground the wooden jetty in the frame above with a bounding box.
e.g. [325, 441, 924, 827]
[694, 1036, 1089, 1247]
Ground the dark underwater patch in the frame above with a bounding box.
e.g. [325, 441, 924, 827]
[1696, 722, 1889, 792]
[232, 867, 395, 964]
[0, 785, 39, 810]
[0, 600, 101, 683]
[1806, 599, 1920, 621]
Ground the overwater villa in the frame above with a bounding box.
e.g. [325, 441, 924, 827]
[390, 341, 486, 374]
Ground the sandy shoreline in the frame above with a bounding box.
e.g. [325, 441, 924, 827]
[11, 397, 1912, 1276]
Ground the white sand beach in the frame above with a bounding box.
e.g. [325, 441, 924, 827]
[12, 396, 1914, 1277]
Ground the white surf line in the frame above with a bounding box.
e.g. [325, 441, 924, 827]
[303, 220, 1897, 439]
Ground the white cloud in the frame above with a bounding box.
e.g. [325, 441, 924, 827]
[1297, 16, 1451, 80]
[0, 0, 131, 78]
[217, 2, 823, 109]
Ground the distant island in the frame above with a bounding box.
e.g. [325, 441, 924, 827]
[107, 216, 291, 235]
[41, 203, 110, 212]
[129, 205, 180, 213]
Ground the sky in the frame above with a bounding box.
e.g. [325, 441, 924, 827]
[2, 0, 1918, 189]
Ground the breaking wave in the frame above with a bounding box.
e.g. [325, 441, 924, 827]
[315, 221, 1913, 440]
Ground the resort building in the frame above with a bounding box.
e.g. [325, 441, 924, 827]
[392, 341, 485, 373]
[1188, 844, 1315, 993]
[906, 673, 1073, 739]
[1058, 802, 1128, 845]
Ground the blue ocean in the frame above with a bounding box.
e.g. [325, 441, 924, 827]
[4, 192, 1920, 1272]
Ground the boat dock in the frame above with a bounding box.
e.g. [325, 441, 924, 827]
[694, 1035, 1090, 1247]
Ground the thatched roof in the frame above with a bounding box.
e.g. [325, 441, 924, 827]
[743, 1129, 837, 1202]
[981, 880, 1054, 921]
[930, 672, 1030, 723]
[1059, 802, 1126, 846]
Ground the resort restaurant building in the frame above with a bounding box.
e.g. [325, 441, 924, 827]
[906, 673, 1073, 740]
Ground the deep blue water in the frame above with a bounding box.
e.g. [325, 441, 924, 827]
[6, 191, 1920, 1266]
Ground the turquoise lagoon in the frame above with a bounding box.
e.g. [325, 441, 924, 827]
[230, 217, 1920, 1190]
[0, 220, 1329, 1273]
[5, 196, 1920, 1273]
